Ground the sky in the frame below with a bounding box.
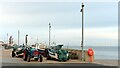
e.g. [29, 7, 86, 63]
[0, 0, 119, 47]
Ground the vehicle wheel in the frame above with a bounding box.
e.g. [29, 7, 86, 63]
[58, 58, 62, 62]
[63, 59, 67, 62]
[38, 55, 43, 62]
[12, 51, 15, 57]
[23, 53, 27, 61]
[67, 56, 70, 60]
[27, 55, 30, 62]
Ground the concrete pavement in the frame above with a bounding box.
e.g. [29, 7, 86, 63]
[1, 46, 118, 67]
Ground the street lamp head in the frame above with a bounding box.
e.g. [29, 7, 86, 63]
[82, 0, 84, 7]
[26, 34, 28, 36]
[82, 4, 84, 7]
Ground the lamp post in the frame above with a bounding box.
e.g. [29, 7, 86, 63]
[25, 34, 28, 46]
[49, 23, 51, 48]
[80, 0, 84, 61]
[18, 30, 20, 46]
[7, 33, 8, 46]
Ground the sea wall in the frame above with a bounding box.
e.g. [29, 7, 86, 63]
[64, 49, 94, 62]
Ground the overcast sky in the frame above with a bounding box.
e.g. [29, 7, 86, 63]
[0, 0, 118, 46]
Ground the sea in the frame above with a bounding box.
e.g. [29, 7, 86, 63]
[63, 45, 118, 60]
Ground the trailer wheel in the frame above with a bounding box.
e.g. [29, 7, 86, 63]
[12, 51, 15, 57]
[38, 55, 43, 62]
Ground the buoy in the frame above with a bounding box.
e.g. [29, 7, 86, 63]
[88, 48, 94, 62]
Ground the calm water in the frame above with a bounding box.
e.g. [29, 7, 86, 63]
[63, 46, 118, 60]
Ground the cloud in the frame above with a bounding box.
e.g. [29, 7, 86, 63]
[0, 2, 117, 29]
[0, 0, 119, 2]
[0, 2, 118, 46]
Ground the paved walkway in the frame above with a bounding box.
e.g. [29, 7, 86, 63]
[1, 47, 118, 66]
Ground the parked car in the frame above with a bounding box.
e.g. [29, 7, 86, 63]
[23, 45, 43, 62]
